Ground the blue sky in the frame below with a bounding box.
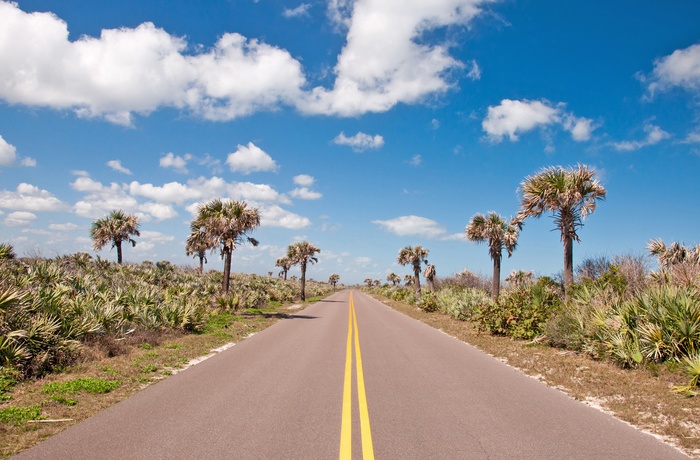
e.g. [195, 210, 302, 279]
[1, 0, 699, 285]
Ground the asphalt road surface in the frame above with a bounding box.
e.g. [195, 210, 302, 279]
[16, 290, 688, 459]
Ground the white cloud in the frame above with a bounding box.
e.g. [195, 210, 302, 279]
[107, 159, 132, 175]
[4, 211, 36, 227]
[0, 1, 494, 123]
[160, 152, 191, 173]
[482, 99, 597, 143]
[611, 123, 671, 151]
[70, 177, 139, 218]
[466, 59, 481, 81]
[302, 0, 490, 116]
[293, 174, 315, 186]
[334, 132, 384, 152]
[0, 135, 17, 166]
[20, 157, 36, 167]
[289, 187, 322, 200]
[482, 99, 560, 142]
[283, 3, 312, 18]
[683, 131, 700, 144]
[373, 215, 449, 239]
[139, 202, 178, 221]
[260, 205, 311, 229]
[0, 3, 305, 124]
[48, 222, 79, 231]
[645, 43, 700, 97]
[562, 115, 596, 142]
[226, 142, 278, 174]
[0, 183, 68, 212]
[409, 154, 422, 166]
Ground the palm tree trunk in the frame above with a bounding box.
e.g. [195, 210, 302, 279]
[300, 261, 307, 301]
[116, 241, 123, 264]
[492, 255, 501, 302]
[563, 235, 574, 291]
[222, 248, 232, 293]
[283, 268, 288, 281]
[198, 255, 204, 273]
[413, 263, 421, 301]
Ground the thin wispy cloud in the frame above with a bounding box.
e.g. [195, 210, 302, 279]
[107, 160, 132, 175]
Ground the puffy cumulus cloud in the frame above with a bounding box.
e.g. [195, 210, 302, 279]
[260, 205, 311, 229]
[71, 177, 139, 218]
[333, 132, 384, 152]
[373, 215, 450, 239]
[159, 153, 191, 173]
[0, 183, 68, 211]
[139, 202, 178, 221]
[293, 174, 315, 186]
[107, 159, 132, 175]
[303, 0, 490, 116]
[0, 3, 305, 124]
[0, 135, 35, 167]
[645, 43, 700, 97]
[482, 99, 597, 143]
[226, 142, 278, 174]
[482, 99, 560, 142]
[611, 122, 671, 152]
[0, 135, 17, 166]
[289, 187, 322, 200]
[4, 211, 37, 227]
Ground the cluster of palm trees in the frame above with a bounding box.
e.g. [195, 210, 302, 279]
[90, 199, 322, 301]
[466, 164, 605, 299]
[381, 165, 606, 302]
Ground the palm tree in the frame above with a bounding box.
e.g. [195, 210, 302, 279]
[192, 199, 260, 293]
[364, 278, 373, 287]
[287, 241, 320, 301]
[466, 212, 519, 301]
[0, 243, 16, 260]
[329, 274, 340, 289]
[275, 256, 293, 280]
[90, 210, 140, 264]
[387, 272, 401, 286]
[423, 264, 436, 292]
[397, 245, 429, 300]
[185, 224, 210, 272]
[403, 274, 413, 286]
[517, 164, 606, 290]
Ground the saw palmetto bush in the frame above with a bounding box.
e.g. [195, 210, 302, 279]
[435, 287, 492, 321]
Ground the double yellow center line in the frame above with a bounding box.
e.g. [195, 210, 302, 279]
[339, 292, 374, 459]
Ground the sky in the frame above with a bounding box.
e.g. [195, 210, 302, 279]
[1, 0, 700, 285]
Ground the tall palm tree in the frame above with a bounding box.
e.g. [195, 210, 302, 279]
[423, 264, 437, 292]
[185, 224, 210, 272]
[387, 272, 401, 286]
[90, 210, 140, 264]
[466, 212, 519, 301]
[364, 278, 373, 287]
[193, 199, 260, 293]
[275, 256, 293, 280]
[517, 164, 606, 290]
[397, 245, 429, 300]
[287, 241, 320, 301]
[329, 274, 340, 289]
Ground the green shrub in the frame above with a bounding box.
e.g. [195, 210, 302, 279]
[41, 378, 121, 395]
[0, 405, 41, 424]
[435, 287, 491, 321]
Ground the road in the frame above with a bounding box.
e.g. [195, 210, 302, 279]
[16, 290, 688, 459]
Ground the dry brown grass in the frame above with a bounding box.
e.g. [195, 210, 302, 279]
[0, 303, 308, 458]
[371, 293, 700, 459]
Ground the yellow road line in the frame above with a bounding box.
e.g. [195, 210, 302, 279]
[353, 294, 375, 460]
[339, 292, 374, 460]
[340, 297, 353, 459]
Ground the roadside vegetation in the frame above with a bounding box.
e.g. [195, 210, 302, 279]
[0, 247, 331, 457]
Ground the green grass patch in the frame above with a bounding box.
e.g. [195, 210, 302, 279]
[50, 395, 77, 406]
[268, 301, 282, 308]
[206, 313, 233, 330]
[41, 378, 121, 396]
[138, 343, 153, 350]
[0, 405, 42, 424]
[141, 364, 157, 373]
[0, 370, 19, 402]
[165, 344, 182, 350]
